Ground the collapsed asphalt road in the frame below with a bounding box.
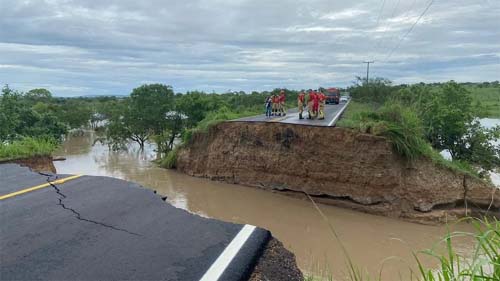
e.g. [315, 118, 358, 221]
[233, 101, 350, 127]
[0, 163, 271, 281]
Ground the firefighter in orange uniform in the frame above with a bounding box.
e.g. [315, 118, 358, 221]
[279, 90, 286, 116]
[312, 90, 319, 118]
[318, 90, 326, 120]
[297, 91, 305, 119]
[307, 90, 316, 119]
[272, 94, 278, 116]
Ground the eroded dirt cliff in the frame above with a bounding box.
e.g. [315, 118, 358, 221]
[176, 122, 499, 223]
[2, 156, 56, 173]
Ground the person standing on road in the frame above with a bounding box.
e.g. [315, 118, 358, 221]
[306, 89, 312, 119]
[312, 90, 319, 119]
[298, 91, 305, 119]
[272, 94, 278, 116]
[307, 89, 316, 119]
[265, 96, 272, 117]
[318, 90, 326, 120]
[279, 90, 286, 116]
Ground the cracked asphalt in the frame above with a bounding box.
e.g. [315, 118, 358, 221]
[0, 164, 270, 281]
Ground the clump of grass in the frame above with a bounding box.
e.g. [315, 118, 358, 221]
[160, 146, 179, 169]
[415, 217, 500, 281]
[340, 101, 428, 161]
[338, 102, 484, 178]
[377, 103, 428, 161]
[0, 137, 57, 161]
[182, 106, 259, 144]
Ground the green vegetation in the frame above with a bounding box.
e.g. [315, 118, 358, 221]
[160, 146, 180, 169]
[0, 85, 123, 160]
[339, 79, 499, 176]
[2, 80, 497, 172]
[0, 137, 57, 161]
[415, 218, 499, 281]
[467, 84, 500, 118]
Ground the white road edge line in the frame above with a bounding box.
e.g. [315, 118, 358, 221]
[328, 99, 351, 127]
[199, 224, 257, 281]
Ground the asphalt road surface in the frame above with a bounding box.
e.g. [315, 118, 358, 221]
[0, 164, 270, 281]
[234, 101, 350, 127]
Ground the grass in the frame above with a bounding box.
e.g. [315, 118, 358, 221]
[415, 217, 500, 281]
[338, 101, 484, 178]
[182, 106, 260, 144]
[467, 86, 500, 118]
[303, 217, 500, 281]
[160, 146, 179, 169]
[0, 137, 57, 161]
[336, 101, 378, 129]
[338, 101, 430, 161]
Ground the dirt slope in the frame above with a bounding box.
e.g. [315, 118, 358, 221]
[2, 156, 56, 173]
[176, 122, 499, 223]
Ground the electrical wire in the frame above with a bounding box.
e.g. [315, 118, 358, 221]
[383, 0, 435, 62]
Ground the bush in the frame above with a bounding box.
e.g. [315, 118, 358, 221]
[181, 106, 258, 144]
[160, 146, 179, 169]
[0, 137, 57, 161]
[340, 101, 428, 161]
[377, 103, 428, 161]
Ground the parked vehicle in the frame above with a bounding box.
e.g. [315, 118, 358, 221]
[325, 88, 340, 104]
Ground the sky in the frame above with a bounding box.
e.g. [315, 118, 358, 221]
[0, 0, 499, 96]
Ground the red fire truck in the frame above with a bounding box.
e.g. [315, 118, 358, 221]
[325, 87, 340, 104]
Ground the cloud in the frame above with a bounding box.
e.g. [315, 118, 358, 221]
[321, 8, 369, 20]
[0, 0, 499, 96]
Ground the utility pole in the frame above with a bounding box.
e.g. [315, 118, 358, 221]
[363, 61, 374, 84]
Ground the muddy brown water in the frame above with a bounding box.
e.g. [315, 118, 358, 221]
[54, 132, 474, 280]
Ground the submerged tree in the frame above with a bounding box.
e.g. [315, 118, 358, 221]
[105, 84, 175, 149]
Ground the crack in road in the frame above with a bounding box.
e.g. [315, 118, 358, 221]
[40, 172, 141, 236]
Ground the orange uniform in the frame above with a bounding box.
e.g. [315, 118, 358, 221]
[298, 92, 305, 119]
[318, 92, 326, 119]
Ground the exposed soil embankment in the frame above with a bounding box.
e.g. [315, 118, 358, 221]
[2, 156, 56, 173]
[177, 122, 499, 224]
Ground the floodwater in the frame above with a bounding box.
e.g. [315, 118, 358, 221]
[54, 132, 474, 280]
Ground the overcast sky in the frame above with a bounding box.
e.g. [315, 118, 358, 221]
[1, 0, 499, 96]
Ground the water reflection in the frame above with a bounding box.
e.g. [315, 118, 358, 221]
[54, 132, 474, 280]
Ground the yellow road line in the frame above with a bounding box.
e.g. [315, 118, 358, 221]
[0, 174, 83, 201]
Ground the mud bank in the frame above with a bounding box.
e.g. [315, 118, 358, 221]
[176, 122, 499, 224]
[2, 156, 56, 173]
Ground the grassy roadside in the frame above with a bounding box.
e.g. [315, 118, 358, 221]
[337, 101, 481, 178]
[0, 137, 57, 162]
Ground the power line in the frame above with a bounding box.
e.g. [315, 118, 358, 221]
[376, 0, 417, 60]
[372, 0, 402, 58]
[375, 0, 387, 28]
[383, 0, 435, 62]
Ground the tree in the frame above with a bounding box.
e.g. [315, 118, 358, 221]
[25, 88, 52, 101]
[0, 85, 67, 142]
[350, 77, 394, 104]
[395, 81, 499, 173]
[105, 84, 175, 149]
[0, 85, 22, 141]
[54, 99, 93, 129]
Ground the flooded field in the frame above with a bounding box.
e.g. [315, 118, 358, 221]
[54, 132, 475, 280]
